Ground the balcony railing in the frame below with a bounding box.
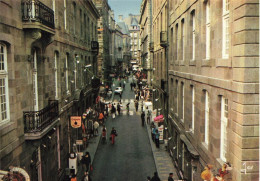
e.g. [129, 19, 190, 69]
[24, 100, 59, 133]
[22, 0, 55, 29]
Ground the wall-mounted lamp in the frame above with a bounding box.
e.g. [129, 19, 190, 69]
[42, 144, 47, 148]
[47, 136, 52, 140]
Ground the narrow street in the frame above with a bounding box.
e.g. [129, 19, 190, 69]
[91, 78, 157, 180]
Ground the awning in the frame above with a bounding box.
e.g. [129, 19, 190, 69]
[180, 134, 199, 158]
[154, 115, 164, 122]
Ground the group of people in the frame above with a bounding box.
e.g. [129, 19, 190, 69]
[147, 172, 174, 181]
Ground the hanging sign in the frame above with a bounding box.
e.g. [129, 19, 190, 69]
[71, 116, 82, 128]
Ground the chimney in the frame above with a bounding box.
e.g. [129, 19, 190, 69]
[118, 15, 123, 21]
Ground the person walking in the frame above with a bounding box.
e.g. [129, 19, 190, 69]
[111, 104, 116, 119]
[81, 152, 91, 172]
[93, 120, 99, 136]
[147, 176, 151, 181]
[82, 172, 92, 181]
[135, 100, 139, 112]
[98, 112, 104, 124]
[168, 173, 174, 181]
[151, 125, 156, 142]
[126, 103, 130, 115]
[147, 110, 151, 124]
[151, 172, 161, 181]
[155, 129, 160, 148]
[141, 111, 145, 126]
[101, 125, 107, 144]
[117, 103, 121, 115]
[110, 127, 118, 145]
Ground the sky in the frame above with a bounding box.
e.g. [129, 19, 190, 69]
[108, 0, 142, 22]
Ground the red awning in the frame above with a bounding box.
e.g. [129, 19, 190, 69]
[154, 115, 164, 122]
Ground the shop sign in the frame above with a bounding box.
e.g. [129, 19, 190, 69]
[71, 116, 82, 128]
[158, 125, 164, 141]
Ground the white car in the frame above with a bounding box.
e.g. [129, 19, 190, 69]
[114, 87, 123, 94]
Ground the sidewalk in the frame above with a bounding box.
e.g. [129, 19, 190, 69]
[76, 127, 102, 180]
[145, 105, 179, 181]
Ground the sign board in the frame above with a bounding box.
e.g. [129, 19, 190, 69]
[158, 125, 164, 141]
[71, 116, 82, 128]
[76, 140, 83, 145]
[152, 110, 157, 121]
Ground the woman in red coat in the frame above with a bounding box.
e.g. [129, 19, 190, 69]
[110, 127, 117, 145]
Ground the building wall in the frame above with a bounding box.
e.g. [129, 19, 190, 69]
[151, 0, 168, 118]
[168, 0, 259, 180]
[0, 0, 99, 180]
[93, 0, 111, 80]
[140, 0, 153, 84]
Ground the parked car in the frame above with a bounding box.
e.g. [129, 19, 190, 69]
[114, 87, 123, 94]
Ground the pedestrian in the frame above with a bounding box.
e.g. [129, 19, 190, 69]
[110, 127, 118, 145]
[82, 172, 92, 181]
[147, 176, 151, 181]
[105, 104, 109, 117]
[119, 92, 122, 100]
[81, 152, 91, 172]
[117, 103, 121, 115]
[152, 125, 156, 142]
[87, 119, 94, 137]
[155, 129, 160, 148]
[98, 112, 104, 124]
[151, 172, 161, 181]
[101, 125, 107, 144]
[111, 104, 116, 119]
[135, 100, 139, 112]
[93, 120, 99, 136]
[130, 82, 133, 90]
[168, 173, 174, 181]
[147, 110, 151, 124]
[70, 174, 77, 181]
[141, 111, 145, 126]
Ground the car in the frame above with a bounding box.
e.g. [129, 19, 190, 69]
[114, 87, 123, 94]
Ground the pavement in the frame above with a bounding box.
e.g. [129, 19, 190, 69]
[75, 75, 179, 181]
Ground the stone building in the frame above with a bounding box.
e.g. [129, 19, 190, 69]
[92, 0, 111, 82]
[120, 14, 141, 65]
[0, 0, 99, 180]
[139, 0, 153, 85]
[151, 0, 168, 121]
[167, 0, 259, 181]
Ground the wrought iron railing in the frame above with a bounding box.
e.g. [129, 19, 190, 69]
[24, 100, 59, 133]
[22, 0, 55, 29]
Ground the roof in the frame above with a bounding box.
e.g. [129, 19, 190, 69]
[117, 22, 129, 34]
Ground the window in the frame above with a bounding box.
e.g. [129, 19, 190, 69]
[54, 52, 58, 99]
[171, 28, 173, 61]
[181, 19, 185, 60]
[73, 3, 76, 35]
[33, 50, 39, 111]
[64, 0, 67, 29]
[191, 11, 196, 60]
[191, 86, 195, 132]
[206, 1, 210, 59]
[130, 33, 132, 37]
[220, 96, 228, 161]
[181, 82, 184, 121]
[204, 91, 209, 145]
[80, 9, 82, 37]
[176, 80, 178, 114]
[175, 24, 178, 60]
[134, 33, 137, 37]
[74, 55, 77, 89]
[222, 0, 229, 58]
[65, 53, 69, 94]
[84, 14, 86, 40]
[0, 44, 9, 124]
